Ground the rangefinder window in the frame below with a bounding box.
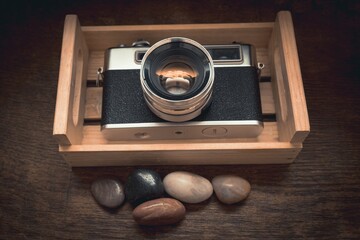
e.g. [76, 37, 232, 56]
[205, 45, 243, 64]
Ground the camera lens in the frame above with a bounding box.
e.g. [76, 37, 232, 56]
[141, 37, 214, 122]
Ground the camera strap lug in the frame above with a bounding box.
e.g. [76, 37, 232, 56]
[257, 62, 265, 80]
[96, 67, 104, 87]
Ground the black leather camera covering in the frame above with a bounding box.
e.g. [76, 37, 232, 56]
[101, 67, 262, 125]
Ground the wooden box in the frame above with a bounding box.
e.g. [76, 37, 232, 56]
[53, 11, 310, 167]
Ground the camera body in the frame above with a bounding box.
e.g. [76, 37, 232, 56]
[101, 39, 263, 140]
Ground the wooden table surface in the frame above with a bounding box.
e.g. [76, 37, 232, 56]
[1, 0, 359, 239]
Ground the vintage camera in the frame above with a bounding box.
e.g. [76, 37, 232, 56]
[101, 37, 264, 140]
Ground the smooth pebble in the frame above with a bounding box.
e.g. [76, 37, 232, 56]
[132, 198, 186, 226]
[163, 171, 213, 203]
[91, 177, 125, 208]
[212, 175, 251, 204]
[125, 169, 164, 206]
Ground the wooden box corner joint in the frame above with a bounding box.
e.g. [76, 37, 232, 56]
[53, 11, 310, 166]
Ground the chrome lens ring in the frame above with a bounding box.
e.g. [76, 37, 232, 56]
[140, 37, 214, 122]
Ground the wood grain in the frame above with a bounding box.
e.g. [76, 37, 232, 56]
[1, 0, 359, 239]
[268, 11, 310, 144]
[82, 22, 273, 50]
[53, 15, 89, 145]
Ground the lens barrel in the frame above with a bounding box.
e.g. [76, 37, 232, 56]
[140, 37, 214, 122]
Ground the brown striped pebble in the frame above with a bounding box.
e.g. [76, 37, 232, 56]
[132, 198, 186, 226]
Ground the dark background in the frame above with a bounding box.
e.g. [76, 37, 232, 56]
[1, 0, 359, 239]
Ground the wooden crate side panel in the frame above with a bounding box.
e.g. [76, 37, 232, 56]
[82, 22, 274, 51]
[60, 145, 301, 166]
[268, 11, 310, 143]
[53, 15, 89, 145]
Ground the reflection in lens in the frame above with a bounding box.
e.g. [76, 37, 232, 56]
[157, 62, 196, 95]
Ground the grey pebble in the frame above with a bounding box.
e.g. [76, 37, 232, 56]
[91, 178, 125, 208]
